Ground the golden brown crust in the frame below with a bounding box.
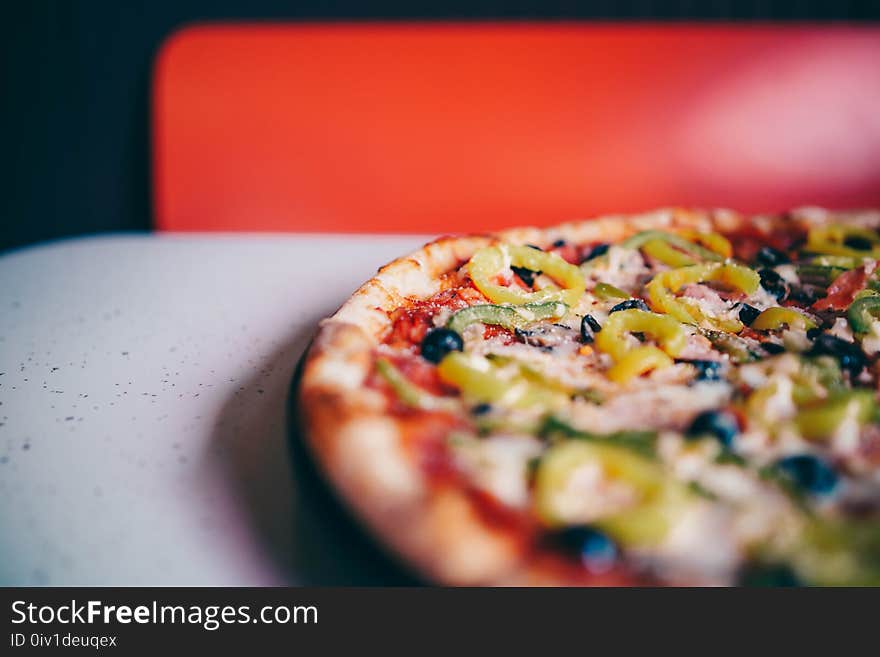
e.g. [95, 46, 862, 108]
[296, 207, 880, 585]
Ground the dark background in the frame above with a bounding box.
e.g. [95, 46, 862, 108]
[4, 1, 880, 254]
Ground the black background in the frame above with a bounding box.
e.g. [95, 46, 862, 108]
[4, 1, 880, 253]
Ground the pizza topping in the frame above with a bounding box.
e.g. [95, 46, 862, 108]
[549, 525, 619, 574]
[773, 454, 839, 497]
[579, 314, 602, 343]
[737, 303, 761, 326]
[592, 282, 629, 300]
[755, 245, 791, 268]
[608, 298, 650, 314]
[807, 333, 866, 377]
[446, 301, 568, 335]
[581, 243, 610, 263]
[468, 243, 586, 306]
[684, 359, 724, 382]
[750, 307, 817, 332]
[685, 409, 740, 448]
[420, 327, 464, 364]
[807, 224, 880, 259]
[366, 213, 880, 585]
[647, 263, 760, 333]
[375, 358, 458, 412]
[848, 294, 880, 334]
[757, 268, 789, 302]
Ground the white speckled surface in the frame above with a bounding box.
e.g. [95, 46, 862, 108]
[0, 233, 429, 585]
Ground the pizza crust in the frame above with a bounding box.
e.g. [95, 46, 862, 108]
[296, 207, 878, 585]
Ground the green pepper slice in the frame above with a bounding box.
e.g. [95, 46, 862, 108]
[446, 301, 568, 335]
[593, 282, 629, 300]
[375, 358, 458, 412]
[847, 295, 880, 334]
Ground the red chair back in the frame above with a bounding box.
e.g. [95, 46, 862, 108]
[153, 23, 880, 233]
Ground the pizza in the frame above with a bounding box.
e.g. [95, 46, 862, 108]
[298, 208, 880, 586]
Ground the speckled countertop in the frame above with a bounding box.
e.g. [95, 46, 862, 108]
[0, 233, 428, 585]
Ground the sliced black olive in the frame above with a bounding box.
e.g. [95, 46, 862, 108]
[420, 328, 463, 363]
[683, 360, 723, 382]
[808, 334, 866, 376]
[511, 265, 540, 288]
[552, 526, 618, 574]
[843, 235, 874, 251]
[774, 454, 839, 496]
[552, 238, 567, 248]
[514, 327, 555, 351]
[579, 314, 602, 343]
[471, 402, 492, 415]
[581, 243, 609, 263]
[755, 246, 790, 268]
[686, 409, 739, 447]
[758, 268, 788, 301]
[806, 327, 822, 340]
[788, 284, 823, 306]
[762, 342, 786, 355]
[526, 244, 544, 251]
[609, 298, 650, 314]
[738, 562, 802, 587]
[737, 303, 761, 326]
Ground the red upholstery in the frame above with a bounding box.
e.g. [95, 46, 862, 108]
[153, 23, 880, 233]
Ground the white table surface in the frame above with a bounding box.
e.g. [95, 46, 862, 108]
[0, 233, 431, 586]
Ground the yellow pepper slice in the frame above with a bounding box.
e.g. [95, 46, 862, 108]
[647, 263, 760, 332]
[606, 345, 674, 383]
[534, 440, 690, 546]
[794, 390, 875, 441]
[642, 239, 698, 267]
[621, 230, 722, 262]
[468, 244, 585, 307]
[595, 309, 687, 361]
[436, 351, 567, 409]
[679, 230, 734, 259]
[593, 282, 629, 300]
[751, 307, 817, 331]
[806, 225, 880, 259]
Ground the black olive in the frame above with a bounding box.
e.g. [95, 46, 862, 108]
[755, 246, 790, 268]
[758, 268, 788, 301]
[609, 299, 650, 314]
[738, 563, 802, 587]
[843, 235, 874, 251]
[552, 526, 618, 574]
[737, 303, 761, 326]
[686, 409, 739, 447]
[580, 314, 602, 343]
[420, 328, 463, 363]
[471, 403, 492, 415]
[511, 265, 540, 288]
[762, 342, 786, 355]
[684, 360, 723, 382]
[552, 238, 567, 248]
[788, 284, 823, 306]
[774, 454, 839, 496]
[581, 243, 609, 263]
[526, 244, 544, 251]
[806, 327, 822, 340]
[808, 334, 866, 376]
